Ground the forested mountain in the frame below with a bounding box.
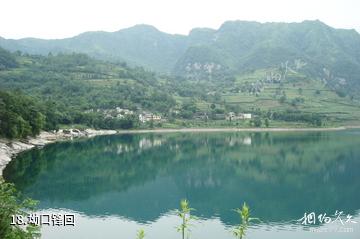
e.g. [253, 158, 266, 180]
[1, 20, 360, 138]
[0, 47, 177, 137]
[0, 25, 187, 73]
[1, 20, 360, 95]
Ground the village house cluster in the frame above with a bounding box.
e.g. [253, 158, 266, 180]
[226, 112, 252, 121]
[138, 112, 162, 123]
[84, 107, 165, 124]
[84, 107, 134, 119]
[84, 107, 252, 124]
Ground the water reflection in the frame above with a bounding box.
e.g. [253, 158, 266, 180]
[3, 130, 360, 232]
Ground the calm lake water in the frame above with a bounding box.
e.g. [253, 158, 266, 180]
[3, 130, 360, 239]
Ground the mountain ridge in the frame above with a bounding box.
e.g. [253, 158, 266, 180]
[1, 20, 360, 94]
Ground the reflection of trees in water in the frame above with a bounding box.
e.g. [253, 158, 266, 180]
[4, 134, 175, 200]
[3, 131, 360, 225]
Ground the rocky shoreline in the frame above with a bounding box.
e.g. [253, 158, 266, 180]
[0, 129, 117, 176]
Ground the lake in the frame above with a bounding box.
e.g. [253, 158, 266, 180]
[3, 130, 360, 239]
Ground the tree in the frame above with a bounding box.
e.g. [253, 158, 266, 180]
[0, 91, 47, 139]
[0, 47, 18, 69]
[265, 118, 270, 127]
[254, 118, 262, 127]
[0, 179, 40, 239]
[28, 109, 46, 136]
[335, 89, 346, 98]
[279, 94, 287, 103]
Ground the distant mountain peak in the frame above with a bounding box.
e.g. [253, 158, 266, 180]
[119, 24, 161, 33]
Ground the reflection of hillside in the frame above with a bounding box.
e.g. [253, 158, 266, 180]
[169, 131, 360, 224]
[4, 134, 175, 200]
[3, 131, 360, 226]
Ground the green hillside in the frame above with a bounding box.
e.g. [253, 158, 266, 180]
[1, 28, 360, 139]
[1, 20, 360, 96]
[0, 51, 175, 111]
[0, 48, 176, 137]
[168, 66, 360, 127]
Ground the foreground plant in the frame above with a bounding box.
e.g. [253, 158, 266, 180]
[176, 199, 197, 239]
[136, 229, 145, 239]
[0, 179, 40, 239]
[232, 203, 258, 239]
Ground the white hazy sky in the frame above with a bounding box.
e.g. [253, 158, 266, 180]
[0, 0, 359, 39]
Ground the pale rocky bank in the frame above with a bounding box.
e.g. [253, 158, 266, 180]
[0, 129, 117, 176]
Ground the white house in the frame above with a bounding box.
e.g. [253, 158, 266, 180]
[226, 112, 252, 121]
[139, 113, 162, 123]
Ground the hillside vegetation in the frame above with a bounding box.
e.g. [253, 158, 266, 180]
[0, 49, 176, 137]
[1, 20, 360, 96]
[1, 20, 360, 138]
